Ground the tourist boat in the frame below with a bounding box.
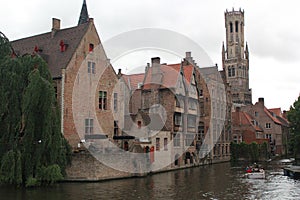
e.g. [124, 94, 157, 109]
[246, 169, 265, 179]
[245, 164, 266, 179]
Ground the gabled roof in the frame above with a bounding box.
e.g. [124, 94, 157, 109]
[264, 107, 283, 125]
[11, 22, 90, 78]
[232, 110, 263, 132]
[269, 108, 281, 116]
[267, 108, 289, 127]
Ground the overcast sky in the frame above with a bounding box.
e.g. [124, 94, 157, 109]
[1, 0, 300, 110]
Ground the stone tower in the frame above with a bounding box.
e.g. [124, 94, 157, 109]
[222, 8, 252, 106]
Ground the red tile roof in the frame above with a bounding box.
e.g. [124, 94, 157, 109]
[232, 110, 263, 132]
[264, 107, 282, 125]
[269, 108, 281, 116]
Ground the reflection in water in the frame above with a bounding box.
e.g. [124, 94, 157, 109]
[1, 162, 300, 200]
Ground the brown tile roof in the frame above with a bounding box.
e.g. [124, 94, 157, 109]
[11, 22, 90, 78]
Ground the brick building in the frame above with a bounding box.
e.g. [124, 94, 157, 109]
[241, 98, 289, 155]
[11, 0, 122, 149]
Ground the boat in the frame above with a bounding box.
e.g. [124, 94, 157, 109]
[246, 169, 265, 179]
[245, 164, 266, 179]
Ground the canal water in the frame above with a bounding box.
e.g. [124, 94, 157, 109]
[1, 162, 300, 200]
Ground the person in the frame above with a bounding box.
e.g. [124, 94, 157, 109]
[246, 166, 252, 173]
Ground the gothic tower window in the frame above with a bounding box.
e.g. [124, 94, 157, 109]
[235, 21, 239, 32]
[232, 67, 235, 76]
[228, 66, 236, 77]
[230, 22, 233, 33]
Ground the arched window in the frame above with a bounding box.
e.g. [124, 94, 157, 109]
[232, 67, 236, 76]
[228, 66, 232, 77]
[235, 21, 239, 32]
[230, 22, 233, 33]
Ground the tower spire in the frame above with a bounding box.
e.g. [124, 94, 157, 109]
[78, 0, 89, 25]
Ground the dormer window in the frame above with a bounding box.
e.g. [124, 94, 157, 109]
[60, 40, 68, 52]
[89, 43, 94, 52]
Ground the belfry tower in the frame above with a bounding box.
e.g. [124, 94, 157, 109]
[222, 8, 252, 105]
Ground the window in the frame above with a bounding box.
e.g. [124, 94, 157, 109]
[99, 91, 107, 110]
[266, 123, 271, 129]
[89, 43, 94, 52]
[88, 61, 95, 74]
[85, 118, 93, 134]
[174, 114, 182, 126]
[113, 93, 118, 112]
[199, 89, 203, 97]
[137, 121, 142, 129]
[231, 67, 235, 76]
[164, 138, 168, 151]
[230, 22, 233, 33]
[176, 96, 183, 108]
[185, 134, 195, 146]
[255, 112, 258, 117]
[114, 121, 118, 136]
[189, 100, 197, 110]
[188, 115, 196, 128]
[235, 21, 239, 32]
[156, 138, 160, 151]
[173, 133, 180, 147]
[198, 123, 205, 140]
[266, 134, 272, 142]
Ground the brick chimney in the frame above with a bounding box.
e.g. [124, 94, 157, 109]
[151, 57, 162, 86]
[257, 97, 265, 108]
[51, 18, 60, 38]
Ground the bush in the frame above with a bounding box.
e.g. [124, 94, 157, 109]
[25, 177, 39, 187]
[37, 164, 63, 184]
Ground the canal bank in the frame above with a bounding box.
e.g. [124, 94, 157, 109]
[65, 152, 230, 182]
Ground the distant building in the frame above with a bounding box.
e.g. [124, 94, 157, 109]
[241, 98, 289, 155]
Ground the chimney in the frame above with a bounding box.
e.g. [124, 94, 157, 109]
[185, 51, 191, 58]
[282, 110, 287, 119]
[51, 18, 60, 38]
[52, 18, 60, 30]
[151, 57, 160, 65]
[258, 97, 264, 107]
[151, 57, 162, 87]
[184, 51, 195, 66]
